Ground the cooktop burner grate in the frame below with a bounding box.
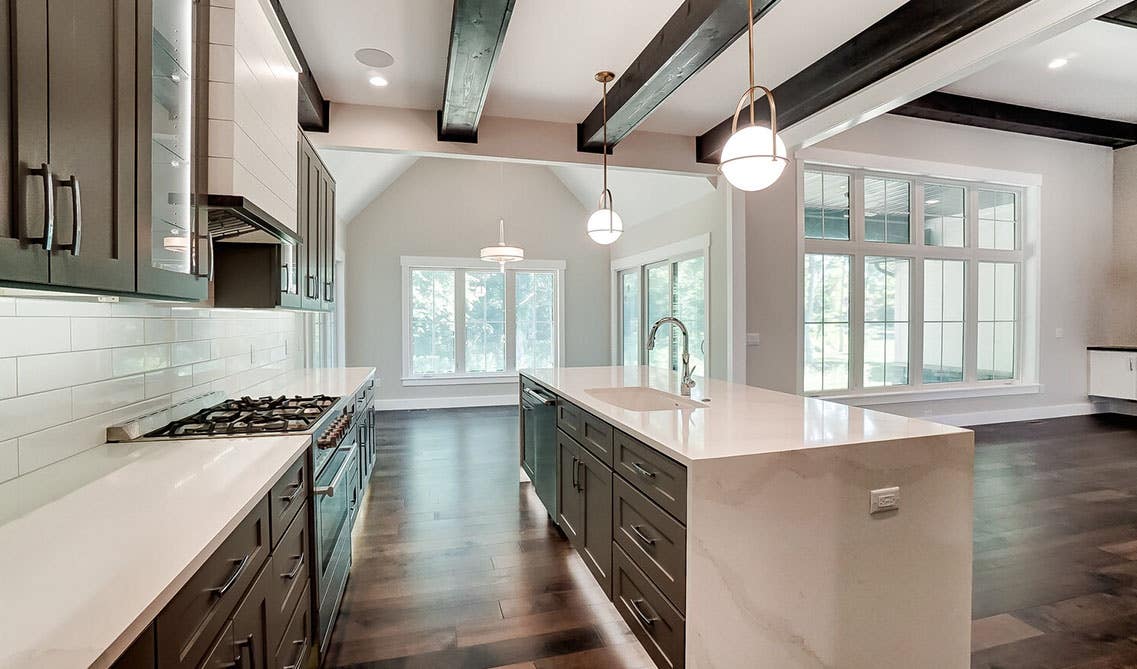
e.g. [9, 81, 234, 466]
[145, 394, 339, 438]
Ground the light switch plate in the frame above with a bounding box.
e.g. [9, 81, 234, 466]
[870, 486, 900, 514]
[746, 332, 761, 346]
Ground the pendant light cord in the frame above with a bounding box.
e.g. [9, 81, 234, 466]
[602, 79, 608, 195]
[747, 0, 755, 127]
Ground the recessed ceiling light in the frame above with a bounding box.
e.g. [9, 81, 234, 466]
[368, 75, 389, 87]
[355, 48, 395, 68]
[1048, 57, 1068, 69]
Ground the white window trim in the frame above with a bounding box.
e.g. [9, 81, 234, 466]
[400, 256, 566, 386]
[610, 233, 711, 371]
[794, 148, 1041, 401]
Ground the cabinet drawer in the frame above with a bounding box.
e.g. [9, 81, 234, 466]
[156, 497, 271, 669]
[557, 399, 614, 465]
[613, 476, 686, 612]
[270, 455, 308, 549]
[613, 545, 685, 669]
[274, 583, 313, 669]
[614, 430, 687, 523]
[199, 621, 237, 669]
[270, 505, 310, 653]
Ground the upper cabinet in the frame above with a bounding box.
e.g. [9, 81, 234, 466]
[0, 0, 138, 293]
[299, 129, 335, 312]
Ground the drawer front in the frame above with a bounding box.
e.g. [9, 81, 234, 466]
[270, 455, 308, 549]
[270, 505, 310, 653]
[557, 400, 614, 465]
[109, 624, 155, 669]
[157, 497, 271, 669]
[614, 430, 687, 523]
[613, 476, 686, 612]
[274, 583, 313, 669]
[613, 545, 685, 669]
[198, 620, 237, 669]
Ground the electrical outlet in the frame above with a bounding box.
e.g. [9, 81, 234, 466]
[870, 486, 900, 515]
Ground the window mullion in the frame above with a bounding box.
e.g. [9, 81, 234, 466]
[851, 252, 865, 392]
[965, 189, 980, 384]
[455, 269, 467, 375]
[505, 269, 517, 372]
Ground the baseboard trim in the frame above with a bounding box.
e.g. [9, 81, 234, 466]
[375, 394, 518, 411]
[928, 401, 1099, 427]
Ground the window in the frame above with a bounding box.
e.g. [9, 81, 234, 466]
[614, 237, 709, 374]
[801, 165, 1025, 396]
[403, 258, 563, 382]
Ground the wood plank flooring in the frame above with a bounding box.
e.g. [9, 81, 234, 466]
[323, 407, 1137, 669]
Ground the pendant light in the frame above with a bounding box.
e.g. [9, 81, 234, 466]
[719, 0, 787, 192]
[586, 71, 623, 245]
[480, 162, 524, 271]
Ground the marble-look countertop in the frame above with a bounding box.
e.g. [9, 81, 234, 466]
[0, 366, 376, 669]
[523, 366, 968, 464]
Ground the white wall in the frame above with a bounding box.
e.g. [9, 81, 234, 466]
[610, 183, 732, 380]
[344, 158, 611, 408]
[747, 114, 1115, 424]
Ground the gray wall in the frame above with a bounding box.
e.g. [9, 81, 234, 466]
[747, 114, 1116, 423]
[345, 158, 611, 407]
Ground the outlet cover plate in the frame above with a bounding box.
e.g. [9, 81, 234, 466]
[870, 486, 900, 514]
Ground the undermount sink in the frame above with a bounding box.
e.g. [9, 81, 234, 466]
[585, 387, 707, 412]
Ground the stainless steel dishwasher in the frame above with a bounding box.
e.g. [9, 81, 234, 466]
[521, 380, 558, 520]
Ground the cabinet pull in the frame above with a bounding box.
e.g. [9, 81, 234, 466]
[278, 481, 303, 508]
[631, 462, 656, 479]
[283, 640, 309, 669]
[281, 553, 304, 580]
[628, 598, 659, 627]
[630, 524, 656, 546]
[571, 455, 578, 489]
[55, 175, 81, 256]
[1130, 358, 1133, 372]
[210, 554, 250, 598]
[26, 163, 55, 251]
[237, 635, 255, 669]
[577, 459, 585, 492]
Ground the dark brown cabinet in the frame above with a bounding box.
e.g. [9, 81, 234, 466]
[110, 625, 156, 669]
[557, 428, 613, 596]
[297, 129, 335, 312]
[557, 430, 583, 544]
[2, 0, 137, 292]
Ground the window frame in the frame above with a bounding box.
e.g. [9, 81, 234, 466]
[400, 256, 566, 386]
[799, 163, 1029, 400]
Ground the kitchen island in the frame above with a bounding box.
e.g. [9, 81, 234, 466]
[521, 366, 974, 669]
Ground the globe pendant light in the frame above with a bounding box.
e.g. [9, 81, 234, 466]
[587, 71, 623, 245]
[720, 0, 787, 192]
[480, 162, 524, 271]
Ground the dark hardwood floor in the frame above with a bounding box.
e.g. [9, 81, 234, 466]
[323, 407, 1137, 669]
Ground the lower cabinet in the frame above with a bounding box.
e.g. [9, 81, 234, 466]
[556, 430, 583, 544]
[577, 445, 613, 596]
[613, 546, 686, 669]
[1088, 349, 1137, 400]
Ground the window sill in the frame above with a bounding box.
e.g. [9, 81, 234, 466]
[402, 374, 518, 387]
[819, 383, 1041, 406]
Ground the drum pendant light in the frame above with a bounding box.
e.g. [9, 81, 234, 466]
[586, 71, 623, 245]
[480, 163, 524, 271]
[720, 0, 787, 192]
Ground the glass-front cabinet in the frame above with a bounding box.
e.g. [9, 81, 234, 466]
[137, 0, 208, 299]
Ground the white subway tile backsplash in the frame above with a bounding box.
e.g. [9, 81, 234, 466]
[0, 318, 71, 357]
[14, 299, 111, 317]
[174, 319, 195, 341]
[192, 319, 225, 341]
[17, 350, 114, 395]
[0, 359, 15, 400]
[172, 340, 211, 366]
[0, 389, 73, 442]
[144, 319, 176, 344]
[109, 303, 172, 318]
[144, 366, 193, 399]
[71, 318, 145, 351]
[191, 358, 227, 386]
[0, 439, 16, 483]
[113, 344, 172, 377]
[73, 375, 147, 420]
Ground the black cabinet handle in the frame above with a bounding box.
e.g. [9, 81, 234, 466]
[577, 459, 584, 492]
[55, 175, 81, 256]
[236, 635, 255, 669]
[630, 524, 656, 546]
[571, 455, 578, 489]
[283, 640, 309, 669]
[210, 554, 250, 598]
[628, 598, 659, 627]
[631, 462, 656, 479]
[281, 553, 304, 580]
[26, 163, 55, 251]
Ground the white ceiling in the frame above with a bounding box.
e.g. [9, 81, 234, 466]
[280, 0, 907, 137]
[317, 149, 418, 223]
[549, 165, 716, 227]
[943, 20, 1137, 123]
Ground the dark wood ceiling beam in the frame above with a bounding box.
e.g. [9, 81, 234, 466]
[1099, 1, 1137, 28]
[695, 0, 1033, 164]
[268, 0, 329, 132]
[890, 92, 1137, 149]
[437, 0, 516, 143]
[576, 0, 782, 153]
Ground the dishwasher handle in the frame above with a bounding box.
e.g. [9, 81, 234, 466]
[522, 387, 556, 406]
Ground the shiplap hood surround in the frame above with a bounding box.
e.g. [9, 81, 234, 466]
[203, 0, 302, 244]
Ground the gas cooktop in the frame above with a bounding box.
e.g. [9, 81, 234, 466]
[142, 394, 339, 438]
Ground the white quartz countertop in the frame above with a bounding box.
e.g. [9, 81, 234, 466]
[0, 366, 376, 669]
[523, 366, 968, 464]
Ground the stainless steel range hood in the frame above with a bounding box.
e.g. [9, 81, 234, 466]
[201, 194, 302, 245]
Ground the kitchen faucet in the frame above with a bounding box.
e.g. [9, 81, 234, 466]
[646, 316, 696, 396]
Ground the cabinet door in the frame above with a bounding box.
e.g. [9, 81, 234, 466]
[45, 0, 136, 291]
[1088, 351, 1137, 400]
[578, 445, 613, 596]
[199, 621, 237, 669]
[232, 564, 272, 669]
[4, 0, 50, 283]
[557, 431, 582, 545]
[303, 142, 321, 309]
[322, 175, 335, 308]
